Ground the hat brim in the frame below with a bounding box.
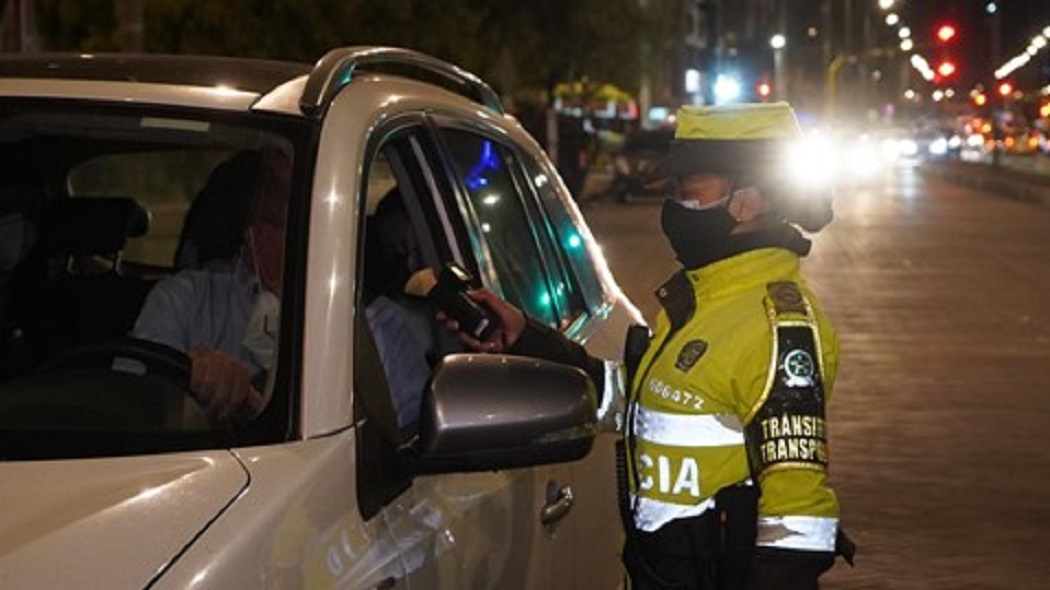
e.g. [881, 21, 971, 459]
[647, 139, 785, 181]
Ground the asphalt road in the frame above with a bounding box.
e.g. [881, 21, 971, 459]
[578, 163, 1050, 589]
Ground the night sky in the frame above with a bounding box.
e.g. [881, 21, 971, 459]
[896, 0, 1050, 91]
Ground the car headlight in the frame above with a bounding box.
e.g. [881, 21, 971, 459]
[929, 137, 948, 155]
[785, 138, 836, 187]
[847, 144, 882, 178]
[898, 139, 919, 157]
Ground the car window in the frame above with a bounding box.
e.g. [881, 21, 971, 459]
[68, 150, 233, 267]
[354, 132, 458, 514]
[518, 154, 605, 316]
[439, 128, 571, 329]
[0, 104, 307, 459]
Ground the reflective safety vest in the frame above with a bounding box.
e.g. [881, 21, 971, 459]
[626, 247, 840, 553]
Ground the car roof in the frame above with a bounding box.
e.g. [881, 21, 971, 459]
[0, 48, 505, 118]
[0, 53, 311, 94]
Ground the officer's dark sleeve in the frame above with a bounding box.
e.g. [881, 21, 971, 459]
[507, 316, 606, 391]
[747, 547, 835, 590]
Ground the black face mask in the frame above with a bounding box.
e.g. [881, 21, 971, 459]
[660, 198, 739, 269]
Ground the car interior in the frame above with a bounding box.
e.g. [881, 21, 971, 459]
[0, 105, 307, 458]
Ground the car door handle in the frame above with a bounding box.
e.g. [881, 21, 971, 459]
[541, 483, 575, 528]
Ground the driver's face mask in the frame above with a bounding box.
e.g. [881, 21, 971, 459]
[243, 290, 279, 371]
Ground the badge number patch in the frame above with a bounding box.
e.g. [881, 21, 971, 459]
[675, 339, 708, 371]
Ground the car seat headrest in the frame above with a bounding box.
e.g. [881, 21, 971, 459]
[37, 197, 150, 257]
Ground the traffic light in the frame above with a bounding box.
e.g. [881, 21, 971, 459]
[933, 22, 958, 85]
[936, 24, 957, 43]
[757, 82, 772, 100]
[998, 81, 1013, 97]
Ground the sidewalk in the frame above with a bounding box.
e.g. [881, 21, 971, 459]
[921, 156, 1050, 205]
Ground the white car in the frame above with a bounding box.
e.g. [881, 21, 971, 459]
[0, 47, 642, 588]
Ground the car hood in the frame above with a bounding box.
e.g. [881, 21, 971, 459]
[0, 451, 248, 588]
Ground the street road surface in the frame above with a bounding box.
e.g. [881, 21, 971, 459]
[580, 164, 1050, 589]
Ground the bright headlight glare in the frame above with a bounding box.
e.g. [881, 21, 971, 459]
[847, 144, 881, 177]
[879, 139, 900, 160]
[784, 138, 836, 187]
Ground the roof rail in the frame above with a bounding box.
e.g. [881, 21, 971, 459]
[300, 46, 504, 117]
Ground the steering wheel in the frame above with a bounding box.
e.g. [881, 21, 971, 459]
[36, 337, 192, 390]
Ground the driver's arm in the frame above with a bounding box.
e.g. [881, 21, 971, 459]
[133, 272, 264, 424]
[188, 346, 265, 423]
[131, 272, 195, 353]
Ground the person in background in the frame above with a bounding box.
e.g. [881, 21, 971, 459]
[361, 186, 440, 434]
[556, 113, 592, 201]
[442, 102, 852, 589]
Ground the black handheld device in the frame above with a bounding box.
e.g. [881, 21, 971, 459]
[429, 263, 500, 341]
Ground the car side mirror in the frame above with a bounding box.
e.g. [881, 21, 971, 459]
[414, 353, 598, 474]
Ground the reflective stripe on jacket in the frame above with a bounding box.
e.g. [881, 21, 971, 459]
[627, 247, 840, 553]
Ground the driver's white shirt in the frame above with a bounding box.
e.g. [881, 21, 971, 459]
[131, 260, 263, 373]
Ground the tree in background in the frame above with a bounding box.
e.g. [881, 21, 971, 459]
[25, 0, 675, 104]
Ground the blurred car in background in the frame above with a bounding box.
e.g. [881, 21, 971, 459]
[897, 125, 961, 162]
[604, 126, 673, 202]
[786, 125, 901, 189]
[1002, 129, 1040, 155]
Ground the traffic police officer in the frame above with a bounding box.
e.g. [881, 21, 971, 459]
[454, 102, 850, 589]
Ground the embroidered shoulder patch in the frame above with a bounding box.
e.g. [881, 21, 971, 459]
[745, 324, 828, 475]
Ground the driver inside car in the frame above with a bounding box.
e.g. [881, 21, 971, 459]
[131, 149, 291, 425]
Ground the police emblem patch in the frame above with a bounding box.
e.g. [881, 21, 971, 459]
[783, 348, 815, 387]
[675, 339, 708, 371]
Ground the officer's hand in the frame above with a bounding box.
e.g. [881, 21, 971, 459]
[188, 346, 265, 424]
[438, 288, 526, 353]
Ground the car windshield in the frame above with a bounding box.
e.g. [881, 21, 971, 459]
[0, 101, 309, 460]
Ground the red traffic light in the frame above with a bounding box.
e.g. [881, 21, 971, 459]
[936, 24, 957, 43]
[998, 81, 1013, 97]
[757, 82, 772, 99]
[936, 60, 956, 78]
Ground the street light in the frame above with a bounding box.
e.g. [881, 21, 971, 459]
[770, 34, 787, 101]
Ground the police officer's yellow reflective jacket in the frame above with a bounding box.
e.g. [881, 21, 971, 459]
[627, 246, 839, 553]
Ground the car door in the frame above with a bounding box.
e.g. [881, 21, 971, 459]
[353, 117, 554, 589]
[425, 116, 623, 589]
